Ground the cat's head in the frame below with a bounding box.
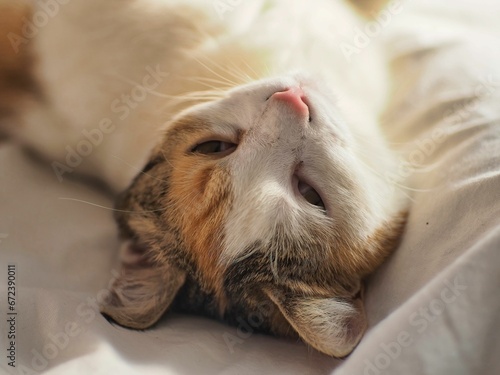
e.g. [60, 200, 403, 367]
[100, 75, 406, 357]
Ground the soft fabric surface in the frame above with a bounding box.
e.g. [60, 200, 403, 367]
[1, 1, 499, 374]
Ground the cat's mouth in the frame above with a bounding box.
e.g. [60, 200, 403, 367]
[292, 174, 326, 212]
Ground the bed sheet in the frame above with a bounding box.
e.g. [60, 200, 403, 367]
[337, 1, 500, 374]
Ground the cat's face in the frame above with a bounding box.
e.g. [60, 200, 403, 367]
[101, 75, 406, 357]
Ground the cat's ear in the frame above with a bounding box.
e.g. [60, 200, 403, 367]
[101, 241, 186, 329]
[265, 288, 366, 358]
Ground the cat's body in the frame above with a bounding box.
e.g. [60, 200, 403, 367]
[1, 0, 407, 357]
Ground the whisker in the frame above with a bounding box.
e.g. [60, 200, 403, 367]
[138, 90, 223, 101]
[352, 139, 445, 175]
[197, 54, 251, 84]
[233, 57, 259, 81]
[104, 73, 224, 103]
[160, 150, 179, 172]
[270, 249, 279, 281]
[224, 60, 253, 83]
[187, 82, 227, 92]
[353, 154, 435, 193]
[263, 62, 272, 77]
[184, 76, 234, 89]
[193, 56, 241, 87]
[58, 197, 168, 214]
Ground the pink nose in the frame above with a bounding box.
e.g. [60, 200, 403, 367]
[271, 87, 309, 116]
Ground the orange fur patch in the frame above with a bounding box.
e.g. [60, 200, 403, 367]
[160, 116, 235, 312]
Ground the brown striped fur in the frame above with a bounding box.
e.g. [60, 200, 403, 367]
[102, 113, 407, 357]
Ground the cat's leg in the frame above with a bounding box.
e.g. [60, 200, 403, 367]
[0, 0, 163, 190]
[0, 2, 61, 145]
[0, 1, 101, 188]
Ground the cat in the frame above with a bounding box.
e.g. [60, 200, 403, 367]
[0, 0, 407, 357]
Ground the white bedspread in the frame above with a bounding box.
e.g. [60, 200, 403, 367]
[1, 1, 500, 374]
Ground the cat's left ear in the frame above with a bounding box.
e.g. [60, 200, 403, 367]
[265, 287, 366, 358]
[100, 241, 186, 329]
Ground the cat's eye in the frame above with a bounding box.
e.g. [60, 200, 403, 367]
[191, 140, 237, 155]
[297, 177, 326, 211]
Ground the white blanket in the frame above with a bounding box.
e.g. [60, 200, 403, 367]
[1, 1, 500, 374]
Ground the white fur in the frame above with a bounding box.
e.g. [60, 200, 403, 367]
[18, 0, 402, 260]
[291, 297, 366, 357]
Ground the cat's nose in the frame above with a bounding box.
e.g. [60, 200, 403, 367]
[271, 87, 309, 118]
